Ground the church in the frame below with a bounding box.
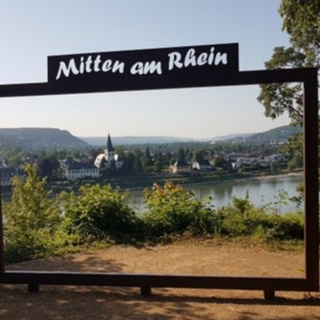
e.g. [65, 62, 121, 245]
[94, 134, 123, 170]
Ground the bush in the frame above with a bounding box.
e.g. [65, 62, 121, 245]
[60, 184, 139, 244]
[4, 229, 57, 264]
[141, 182, 217, 239]
[266, 212, 304, 240]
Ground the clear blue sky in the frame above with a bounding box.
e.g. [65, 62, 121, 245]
[0, 1, 291, 139]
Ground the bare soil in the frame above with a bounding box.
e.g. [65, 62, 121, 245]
[0, 241, 319, 320]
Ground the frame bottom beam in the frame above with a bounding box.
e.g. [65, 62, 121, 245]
[0, 271, 316, 292]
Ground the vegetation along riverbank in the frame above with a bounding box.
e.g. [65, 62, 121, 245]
[2, 164, 310, 265]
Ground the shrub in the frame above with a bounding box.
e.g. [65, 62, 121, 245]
[266, 212, 304, 240]
[141, 182, 216, 239]
[4, 229, 57, 264]
[60, 184, 139, 243]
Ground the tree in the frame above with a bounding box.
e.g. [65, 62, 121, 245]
[214, 155, 227, 170]
[257, 0, 320, 128]
[279, 0, 320, 53]
[122, 152, 135, 174]
[141, 147, 153, 172]
[134, 157, 143, 173]
[193, 150, 204, 162]
[154, 160, 162, 172]
[7, 150, 25, 168]
[4, 164, 60, 263]
[177, 148, 186, 162]
[133, 149, 143, 173]
[38, 158, 53, 179]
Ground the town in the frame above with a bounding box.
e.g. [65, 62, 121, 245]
[0, 125, 302, 192]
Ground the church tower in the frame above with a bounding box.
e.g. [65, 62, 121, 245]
[104, 134, 115, 162]
[94, 133, 123, 170]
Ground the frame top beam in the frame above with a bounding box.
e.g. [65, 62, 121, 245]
[0, 68, 317, 98]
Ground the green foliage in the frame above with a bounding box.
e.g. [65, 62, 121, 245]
[141, 182, 216, 238]
[213, 155, 228, 170]
[4, 164, 60, 263]
[279, 0, 320, 51]
[281, 133, 303, 156]
[177, 148, 186, 162]
[231, 191, 253, 216]
[258, 1, 320, 129]
[217, 192, 268, 236]
[193, 150, 205, 162]
[60, 184, 138, 244]
[2, 169, 313, 264]
[288, 154, 303, 171]
[265, 212, 304, 240]
[4, 229, 57, 264]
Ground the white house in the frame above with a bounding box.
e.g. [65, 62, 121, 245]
[192, 159, 213, 171]
[233, 157, 259, 169]
[61, 159, 100, 180]
[170, 160, 191, 174]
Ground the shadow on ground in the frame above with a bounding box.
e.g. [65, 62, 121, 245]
[0, 285, 320, 320]
[1, 247, 319, 320]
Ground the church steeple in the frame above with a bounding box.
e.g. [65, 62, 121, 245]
[94, 133, 123, 170]
[105, 133, 115, 162]
[107, 134, 115, 152]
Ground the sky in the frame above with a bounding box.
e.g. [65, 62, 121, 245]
[0, 1, 292, 140]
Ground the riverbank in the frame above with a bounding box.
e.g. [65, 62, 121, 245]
[125, 172, 303, 214]
[1, 169, 303, 201]
[122, 171, 304, 192]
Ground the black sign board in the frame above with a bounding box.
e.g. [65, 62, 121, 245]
[48, 43, 239, 91]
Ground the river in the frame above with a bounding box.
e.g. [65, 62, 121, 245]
[126, 174, 304, 214]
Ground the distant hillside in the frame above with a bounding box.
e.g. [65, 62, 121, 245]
[219, 125, 301, 144]
[0, 128, 88, 151]
[81, 135, 195, 146]
[210, 132, 254, 142]
[0, 125, 301, 151]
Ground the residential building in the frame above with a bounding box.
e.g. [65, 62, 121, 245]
[61, 158, 99, 180]
[170, 160, 191, 174]
[192, 159, 213, 171]
[0, 167, 16, 187]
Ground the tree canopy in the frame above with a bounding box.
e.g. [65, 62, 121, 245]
[258, 0, 320, 127]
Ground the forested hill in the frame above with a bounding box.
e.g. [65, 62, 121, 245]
[0, 128, 88, 151]
[221, 125, 301, 144]
[81, 135, 195, 146]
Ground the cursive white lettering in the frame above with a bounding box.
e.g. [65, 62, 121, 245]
[85, 55, 93, 73]
[102, 59, 112, 72]
[168, 52, 183, 70]
[168, 47, 228, 71]
[184, 48, 197, 67]
[112, 60, 125, 73]
[130, 62, 144, 75]
[55, 59, 79, 80]
[93, 55, 101, 72]
[214, 52, 227, 65]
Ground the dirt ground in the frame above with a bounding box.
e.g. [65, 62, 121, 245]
[0, 241, 319, 320]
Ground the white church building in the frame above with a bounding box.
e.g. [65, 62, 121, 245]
[94, 134, 123, 170]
